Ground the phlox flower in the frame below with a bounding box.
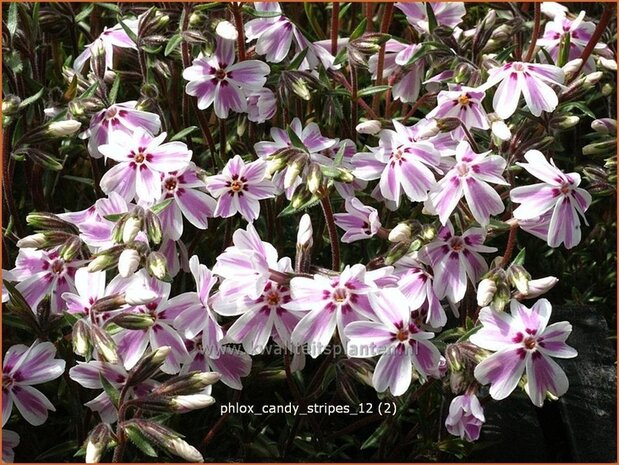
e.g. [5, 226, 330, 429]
[61, 268, 106, 317]
[247, 88, 277, 123]
[244, 2, 307, 64]
[395, 2, 466, 34]
[213, 257, 302, 355]
[445, 393, 485, 442]
[99, 128, 192, 204]
[11, 247, 79, 313]
[2, 429, 19, 463]
[344, 288, 442, 396]
[284, 264, 378, 358]
[69, 360, 156, 423]
[205, 155, 276, 222]
[471, 299, 577, 407]
[537, 11, 610, 74]
[420, 222, 496, 303]
[510, 150, 591, 249]
[333, 197, 382, 243]
[182, 341, 252, 390]
[84, 102, 161, 159]
[368, 40, 424, 104]
[395, 256, 446, 329]
[183, 37, 270, 119]
[73, 18, 138, 73]
[352, 120, 441, 207]
[167, 256, 223, 359]
[426, 86, 489, 130]
[480, 62, 565, 119]
[425, 141, 508, 226]
[158, 162, 217, 241]
[213, 223, 280, 301]
[111, 271, 189, 374]
[2, 341, 65, 426]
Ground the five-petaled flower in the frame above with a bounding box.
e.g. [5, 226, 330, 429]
[510, 150, 591, 249]
[183, 37, 270, 119]
[344, 288, 442, 396]
[3, 341, 65, 426]
[206, 155, 276, 222]
[471, 299, 577, 407]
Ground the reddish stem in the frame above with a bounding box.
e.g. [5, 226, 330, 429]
[525, 2, 541, 62]
[331, 2, 340, 55]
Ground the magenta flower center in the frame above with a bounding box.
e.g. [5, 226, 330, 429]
[560, 182, 572, 195]
[396, 329, 409, 342]
[513, 62, 526, 72]
[266, 291, 280, 306]
[230, 179, 244, 192]
[524, 336, 537, 350]
[3, 375, 14, 389]
[215, 68, 227, 81]
[105, 107, 119, 119]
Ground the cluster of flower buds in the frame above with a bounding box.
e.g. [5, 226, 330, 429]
[384, 221, 436, 265]
[19, 212, 85, 261]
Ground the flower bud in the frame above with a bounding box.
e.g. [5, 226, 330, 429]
[112, 312, 156, 330]
[582, 139, 616, 156]
[88, 247, 122, 272]
[384, 241, 410, 266]
[73, 319, 91, 357]
[284, 156, 306, 189]
[507, 265, 530, 295]
[154, 371, 221, 396]
[355, 119, 382, 135]
[60, 236, 83, 261]
[420, 224, 436, 242]
[48, 119, 82, 136]
[415, 119, 441, 139]
[167, 437, 204, 462]
[146, 252, 169, 281]
[601, 83, 614, 96]
[215, 20, 238, 41]
[549, 115, 579, 131]
[388, 223, 412, 243]
[171, 393, 216, 412]
[122, 217, 142, 244]
[91, 326, 120, 363]
[591, 118, 617, 135]
[16, 233, 49, 249]
[26, 212, 78, 232]
[515, 276, 558, 299]
[476, 278, 497, 307]
[291, 77, 311, 101]
[562, 58, 583, 79]
[584, 71, 603, 87]
[2, 95, 22, 115]
[599, 56, 617, 71]
[128, 346, 171, 386]
[144, 211, 162, 245]
[290, 186, 314, 210]
[436, 117, 462, 132]
[297, 214, 313, 249]
[490, 282, 511, 312]
[118, 249, 141, 277]
[84, 423, 112, 464]
[306, 163, 323, 194]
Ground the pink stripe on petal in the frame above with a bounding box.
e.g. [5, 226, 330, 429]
[492, 72, 522, 120]
[11, 386, 55, 426]
[474, 348, 526, 401]
[521, 75, 559, 117]
[372, 351, 412, 396]
[290, 308, 338, 358]
[462, 177, 505, 226]
[410, 338, 441, 379]
[525, 353, 568, 407]
[548, 196, 580, 248]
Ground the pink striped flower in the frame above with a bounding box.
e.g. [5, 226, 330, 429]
[445, 393, 485, 442]
[213, 257, 301, 355]
[395, 2, 466, 34]
[426, 86, 489, 130]
[425, 141, 508, 226]
[158, 163, 217, 241]
[344, 288, 442, 396]
[510, 150, 591, 249]
[73, 18, 138, 73]
[85, 102, 161, 159]
[11, 247, 79, 314]
[420, 223, 496, 303]
[333, 197, 382, 243]
[99, 128, 193, 204]
[285, 265, 378, 358]
[183, 37, 270, 119]
[205, 155, 276, 222]
[352, 120, 441, 207]
[471, 299, 577, 407]
[2, 341, 65, 426]
[480, 62, 565, 119]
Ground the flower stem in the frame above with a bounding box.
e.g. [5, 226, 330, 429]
[499, 222, 519, 268]
[524, 2, 541, 62]
[231, 3, 246, 61]
[320, 194, 340, 271]
[111, 384, 131, 462]
[202, 390, 241, 447]
[372, 2, 394, 112]
[350, 65, 359, 139]
[331, 2, 340, 55]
